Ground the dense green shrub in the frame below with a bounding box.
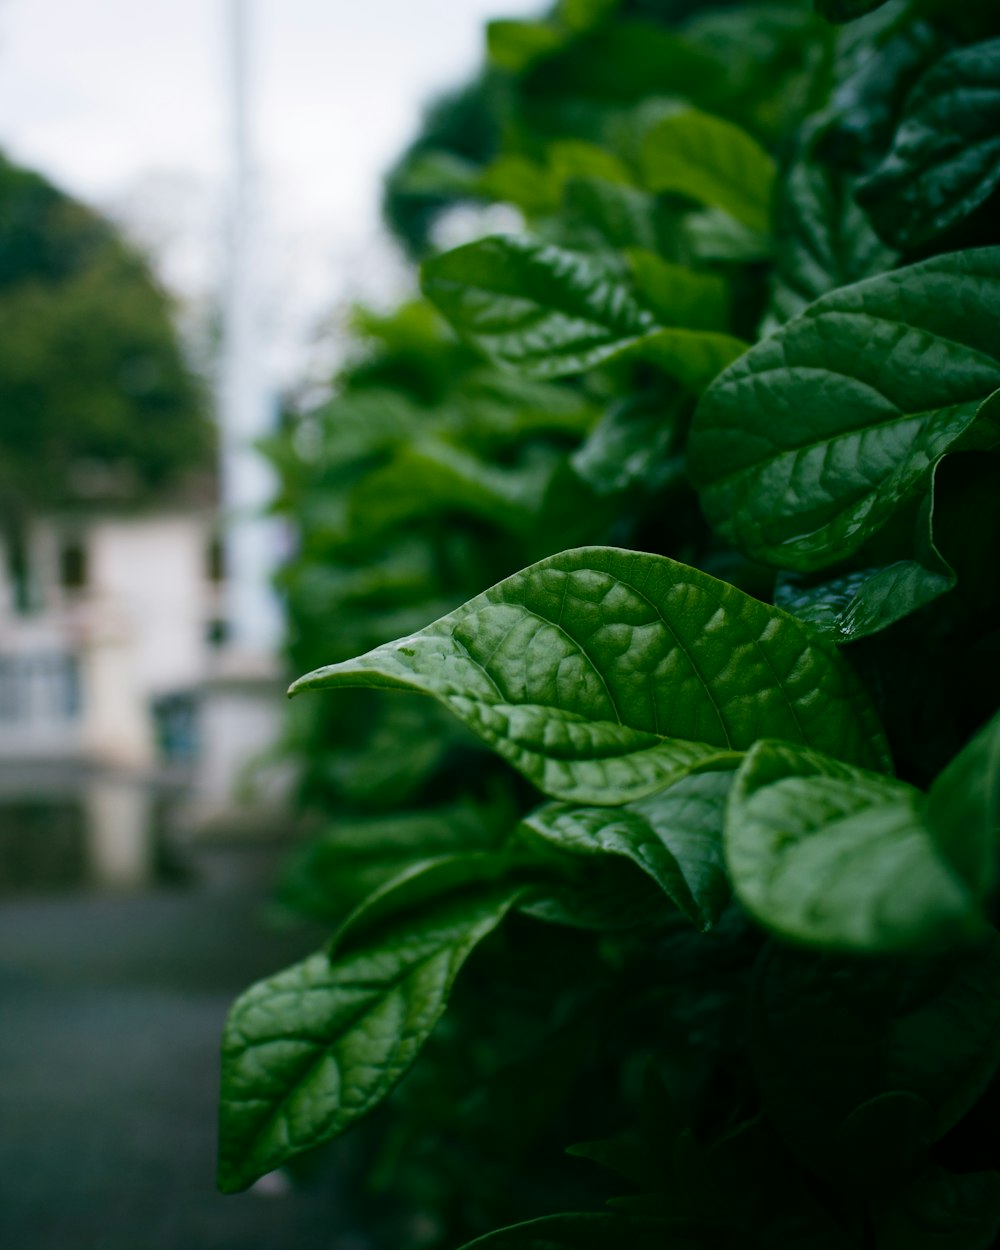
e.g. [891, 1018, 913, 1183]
[219, 2, 1000, 1246]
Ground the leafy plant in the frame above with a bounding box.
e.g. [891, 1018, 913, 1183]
[220, 2, 1000, 1246]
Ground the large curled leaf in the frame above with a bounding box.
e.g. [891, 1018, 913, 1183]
[422, 235, 747, 390]
[218, 878, 523, 1193]
[772, 456, 956, 643]
[751, 933, 1000, 1186]
[291, 547, 889, 805]
[521, 768, 734, 931]
[857, 38, 1000, 251]
[690, 249, 1000, 572]
[726, 741, 983, 951]
[640, 109, 776, 235]
[774, 559, 953, 643]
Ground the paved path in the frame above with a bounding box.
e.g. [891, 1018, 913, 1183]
[0, 861, 374, 1250]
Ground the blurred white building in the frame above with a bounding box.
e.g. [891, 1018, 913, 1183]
[0, 502, 286, 889]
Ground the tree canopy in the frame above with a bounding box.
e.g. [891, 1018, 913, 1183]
[0, 154, 213, 516]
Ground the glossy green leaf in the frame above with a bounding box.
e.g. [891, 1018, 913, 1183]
[690, 249, 1000, 572]
[422, 235, 746, 390]
[726, 741, 982, 951]
[751, 933, 1000, 1184]
[815, 0, 892, 21]
[290, 547, 890, 805]
[764, 149, 896, 332]
[521, 768, 735, 930]
[330, 852, 535, 956]
[774, 560, 952, 643]
[421, 236, 656, 379]
[217, 880, 523, 1193]
[773, 450, 1000, 641]
[640, 110, 776, 235]
[927, 710, 1000, 902]
[460, 1213, 664, 1250]
[857, 38, 1000, 250]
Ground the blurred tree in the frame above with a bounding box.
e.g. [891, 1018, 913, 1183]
[0, 153, 212, 604]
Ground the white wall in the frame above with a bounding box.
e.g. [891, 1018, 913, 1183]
[87, 513, 214, 695]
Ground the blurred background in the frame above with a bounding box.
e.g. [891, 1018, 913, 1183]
[0, 2, 537, 1246]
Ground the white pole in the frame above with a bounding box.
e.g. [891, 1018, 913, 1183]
[219, 0, 283, 659]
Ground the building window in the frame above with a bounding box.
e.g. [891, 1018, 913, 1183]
[207, 536, 225, 583]
[59, 539, 88, 590]
[0, 653, 81, 723]
[206, 618, 229, 647]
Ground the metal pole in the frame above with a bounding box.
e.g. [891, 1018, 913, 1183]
[219, 0, 282, 659]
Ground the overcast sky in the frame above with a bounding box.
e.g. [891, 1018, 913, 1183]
[0, 0, 539, 381]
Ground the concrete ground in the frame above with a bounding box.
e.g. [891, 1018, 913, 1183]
[0, 852, 373, 1250]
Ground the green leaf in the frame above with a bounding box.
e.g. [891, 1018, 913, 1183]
[518, 861, 671, 931]
[549, 140, 635, 188]
[568, 393, 683, 498]
[421, 236, 656, 379]
[521, 768, 735, 930]
[277, 801, 509, 922]
[774, 560, 953, 643]
[815, 0, 892, 22]
[632, 327, 749, 393]
[330, 852, 536, 956]
[683, 206, 772, 263]
[751, 933, 1000, 1185]
[290, 546, 890, 805]
[519, 22, 725, 106]
[772, 458, 955, 643]
[217, 879, 523, 1192]
[640, 110, 776, 235]
[487, 20, 566, 73]
[628, 250, 730, 332]
[422, 235, 746, 390]
[764, 148, 897, 332]
[726, 741, 982, 951]
[857, 38, 1000, 250]
[558, 0, 620, 33]
[459, 1213, 665, 1250]
[690, 249, 1000, 572]
[348, 437, 555, 537]
[477, 155, 562, 216]
[559, 178, 670, 254]
[927, 710, 1000, 903]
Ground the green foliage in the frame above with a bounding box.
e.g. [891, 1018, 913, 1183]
[220, 3, 1000, 1247]
[0, 153, 210, 515]
[857, 37, 1000, 250]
